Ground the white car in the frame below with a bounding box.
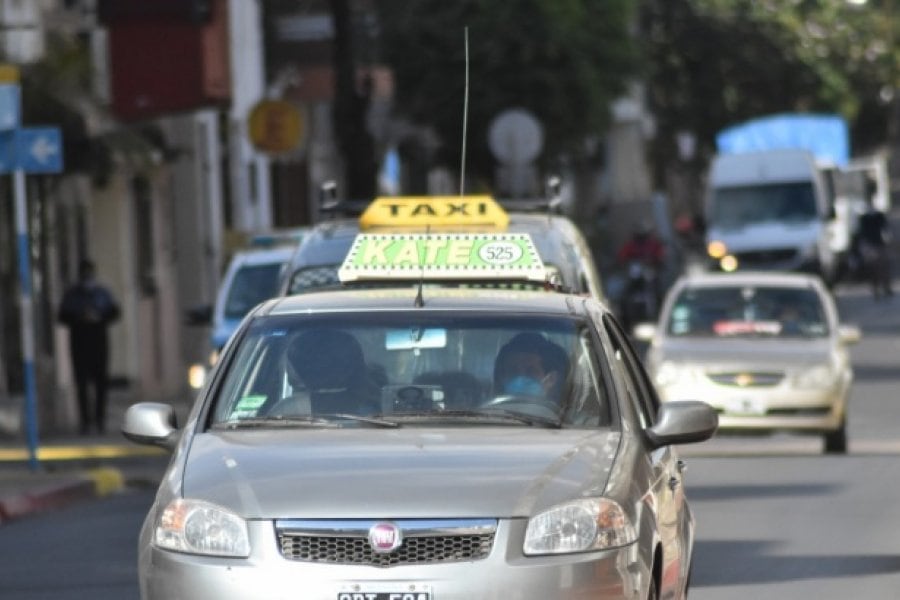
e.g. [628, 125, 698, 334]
[636, 271, 860, 453]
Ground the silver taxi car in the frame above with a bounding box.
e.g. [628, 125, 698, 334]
[636, 271, 860, 453]
[123, 284, 716, 599]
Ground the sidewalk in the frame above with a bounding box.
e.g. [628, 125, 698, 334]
[0, 387, 180, 525]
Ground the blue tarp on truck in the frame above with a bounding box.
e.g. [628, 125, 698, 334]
[716, 113, 849, 167]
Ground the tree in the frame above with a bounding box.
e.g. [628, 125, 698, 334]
[640, 0, 895, 194]
[376, 0, 637, 191]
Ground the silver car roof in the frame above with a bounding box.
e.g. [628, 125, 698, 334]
[258, 287, 591, 318]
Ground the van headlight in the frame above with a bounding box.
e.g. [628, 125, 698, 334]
[154, 499, 250, 557]
[524, 498, 636, 555]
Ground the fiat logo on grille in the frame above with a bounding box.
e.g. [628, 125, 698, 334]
[368, 522, 402, 554]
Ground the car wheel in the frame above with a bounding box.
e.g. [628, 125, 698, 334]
[823, 419, 847, 454]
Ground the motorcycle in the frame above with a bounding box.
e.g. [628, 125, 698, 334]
[620, 260, 659, 330]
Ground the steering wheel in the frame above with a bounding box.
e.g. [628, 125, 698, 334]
[482, 395, 561, 419]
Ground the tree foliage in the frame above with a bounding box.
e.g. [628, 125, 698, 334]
[640, 0, 896, 186]
[376, 0, 636, 190]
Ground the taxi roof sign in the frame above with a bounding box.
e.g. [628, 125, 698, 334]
[358, 195, 509, 230]
[338, 233, 546, 283]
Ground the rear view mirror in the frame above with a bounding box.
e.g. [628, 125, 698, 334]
[386, 328, 447, 350]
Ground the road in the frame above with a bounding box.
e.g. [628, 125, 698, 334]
[0, 281, 897, 598]
[685, 281, 900, 598]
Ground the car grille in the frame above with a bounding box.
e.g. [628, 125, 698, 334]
[706, 371, 783, 387]
[275, 519, 496, 567]
[733, 248, 798, 266]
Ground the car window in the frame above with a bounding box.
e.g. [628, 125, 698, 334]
[209, 313, 612, 428]
[223, 263, 285, 319]
[287, 265, 342, 295]
[665, 285, 829, 338]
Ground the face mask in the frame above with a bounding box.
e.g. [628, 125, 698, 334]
[503, 375, 544, 397]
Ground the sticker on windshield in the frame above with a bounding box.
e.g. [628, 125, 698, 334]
[231, 394, 268, 419]
[338, 233, 546, 283]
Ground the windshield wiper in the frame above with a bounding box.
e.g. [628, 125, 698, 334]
[215, 414, 399, 429]
[387, 410, 562, 429]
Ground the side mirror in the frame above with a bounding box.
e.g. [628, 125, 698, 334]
[632, 322, 657, 342]
[185, 305, 213, 326]
[838, 324, 861, 345]
[646, 400, 718, 449]
[122, 402, 180, 451]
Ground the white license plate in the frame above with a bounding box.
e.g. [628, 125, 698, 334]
[725, 397, 766, 416]
[337, 586, 431, 600]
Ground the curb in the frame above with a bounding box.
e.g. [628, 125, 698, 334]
[0, 467, 125, 525]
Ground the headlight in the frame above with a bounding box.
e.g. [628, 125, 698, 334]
[524, 498, 636, 555]
[154, 499, 250, 557]
[794, 365, 837, 389]
[707, 240, 727, 259]
[654, 361, 689, 388]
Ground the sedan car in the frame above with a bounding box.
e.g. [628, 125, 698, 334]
[123, 286, 716, 599]
[636, 271, 860, 453]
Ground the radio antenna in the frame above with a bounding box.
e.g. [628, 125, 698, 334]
[459, 26, 470, 196]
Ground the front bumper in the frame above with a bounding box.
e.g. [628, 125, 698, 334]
[659, 384, 846, 433]
[140, 519, 650, 600]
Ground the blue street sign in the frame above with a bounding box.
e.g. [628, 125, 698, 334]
[0, 84, 20, 131]
[15, 127, 63, 174]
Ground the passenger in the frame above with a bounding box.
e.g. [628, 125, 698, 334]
[493, 333, 569, 402]
[286, 329, 380, 415]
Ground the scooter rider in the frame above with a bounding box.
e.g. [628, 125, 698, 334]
[617, 221, 665, 326]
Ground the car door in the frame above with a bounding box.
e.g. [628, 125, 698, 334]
[602, 312, 691, 597]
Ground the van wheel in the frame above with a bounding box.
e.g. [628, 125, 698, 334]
[824, 419, 847, 454]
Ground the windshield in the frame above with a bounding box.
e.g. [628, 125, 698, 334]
[711, 182, 818, 228]
[224, 263, 286, 320]
[666, 285, 829, 339]
[210, 313, 611, 428]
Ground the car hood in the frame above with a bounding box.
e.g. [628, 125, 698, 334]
[652, 337, 834, 368]
[181, 428, 620, 519]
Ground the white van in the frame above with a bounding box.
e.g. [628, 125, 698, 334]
[704, 148, 838, 282]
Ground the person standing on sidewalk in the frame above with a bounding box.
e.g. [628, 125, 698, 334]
[58, 259, 120, 434]
[856, 176, 894, 300]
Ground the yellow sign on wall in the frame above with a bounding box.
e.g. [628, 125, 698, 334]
[248, 100, 304, 154]
[0, 64, 19, 83]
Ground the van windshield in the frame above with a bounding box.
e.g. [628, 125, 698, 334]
[711, 182, 817, 228]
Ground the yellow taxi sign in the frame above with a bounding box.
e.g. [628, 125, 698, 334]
[338, 233, 545, 283]
[358, 195, 509, 230]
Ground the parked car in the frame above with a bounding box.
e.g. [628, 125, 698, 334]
[123, 232, 716, 599]
[635, 270, 860, 453]
[186, 243, 300, 388]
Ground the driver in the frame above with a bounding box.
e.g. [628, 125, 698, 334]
[493, 333, 569, 402]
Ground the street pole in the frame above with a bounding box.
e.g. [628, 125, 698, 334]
[13, 166, 39, 471]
